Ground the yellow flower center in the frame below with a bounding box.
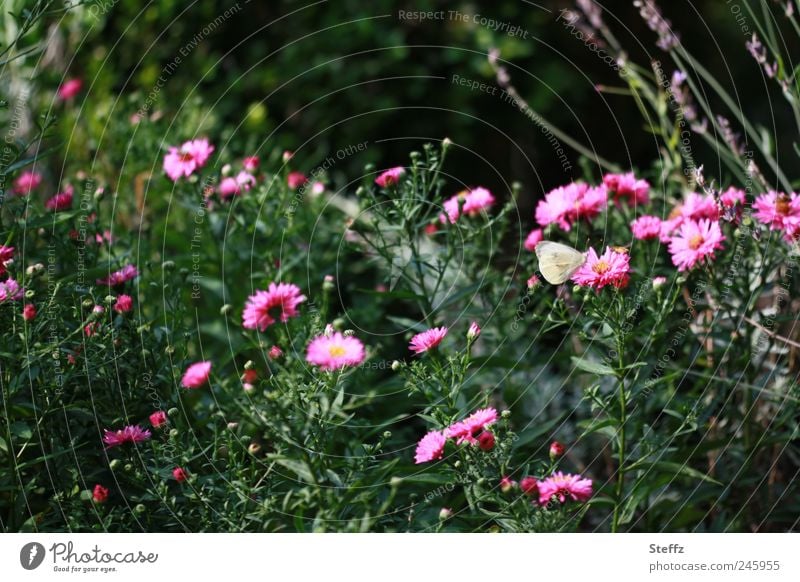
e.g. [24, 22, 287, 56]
[592, 260, 610, 274]
[328, 345, 346, 358]
[688, 234, 704, 250]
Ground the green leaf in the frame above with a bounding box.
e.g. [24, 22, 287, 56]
[571, 356, 616, 376]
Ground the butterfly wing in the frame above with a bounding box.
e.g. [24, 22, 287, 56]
[535, 241, 586, 284]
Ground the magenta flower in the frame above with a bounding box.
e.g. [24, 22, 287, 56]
[0, 278, 23, 303]
[571, 247, 631, 290]
[242, 283, 306, 331]
[97, 264, 138, 286]
[181, 361, 212, 389]
[102, 425, 152, 448]
[414, 430, 446, 464]
[446, 408, 498, 445]
[305, 331, 366, 371]
[720, 187, 745, 209]
[113, 294, 133, 313]
[149, 411, 168, 428]
[287, 172, 307, 190]
[603, 172, 650, 206]
[374, 166, 405, 188]
[57, 78, 83, 101]
[13, 171, 42, 195]
[163, 138, 215, 181]
[753, 191, 800, 239]
[535, 182, 607, 231]
[537, 471, 593, 506]
[524, 228, 544, 251]
[45, 186, 74, 212]
[409, 326, 448, 354]
[630, 215, 662, 240]
[243, 156, 259, 171]
[668, 219, 725, 272]
[440, 187, 496, 223]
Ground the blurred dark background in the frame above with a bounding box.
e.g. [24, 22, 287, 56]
[28, 0, 793, 208]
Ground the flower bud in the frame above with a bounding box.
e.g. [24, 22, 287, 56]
[477, 431, 495, 451]
[467, 321, 481, 341]
[268, 346, 283, 359]
[499, 476, 516, 493]
[172, 467, 188, 482]
[248, 442, 262, 455]
[520, 476, 538, 496]
[439, 507, 453, 521]
[549, 440, 565, 459]
[220, 304, 233, 316]
[391, 360, 401, 371]
[109, 459, 122, 471]
[167, 407, 179, 417]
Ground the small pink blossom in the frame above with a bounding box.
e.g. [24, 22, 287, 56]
[668, 219, 725, 272]
[305, 331, 366, 371]
[520, 476, 538, 496]
[103, 425, 152, 448]
[440, 187, 496, 223]
[181, 361, 212, 389]
[414, 430, 446, 464]
[753, 191, 800, 237]
[477, 431, 495, 451]
[149, 411, 168, 428]
[527, 274, 540, 289]
[535, 183, 607, 231]
[0, 278, 23, 302]
[603, 172, 650, 205]
[409, 326, 448, 354]
[268, 345, 283, 359]
[13, 171, 42, 195]
[467, 321, 481, 341]
[500, 476, 516, 493]
[58, 78, 83, 100]
[172, 467, 188, 482]
[631, 215, 662, 240]
[23, 303, 36, 321]
[571, 247, 631, 290]
[446, 408, 498, 445]
[163, 138, 215, 181]
[524, 228, 544, 251]
[287, 172, 307, 190]
[537, 471, 593, 505]
[45, 186, 74, 211]
[375, 166, 405, 188]
[242, 283, 306, 331]
[243, 156, 259, 171]
[97, 264, 138, 286]
[114, 294, 133, 313]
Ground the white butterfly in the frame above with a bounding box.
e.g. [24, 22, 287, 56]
[535, 241, 586, 285]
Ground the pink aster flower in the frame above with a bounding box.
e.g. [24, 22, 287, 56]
[753, 191, 800, 235]
[439, 187, 496, 223]
[631, 215, 662, 240]
[537, 471, 593, 505]
[524, 228, 544, 251]
[571, 247, 631, 290]
[57, 78, 83, 100]
[305, 331, 366, 371]
[163, 138, 215, 181]
[375, 166, 405, 188]
[45, 186, 74, 211]
[414, 430, 446, 464]
[13, 170, 42, 195]
[720, 187, 745, 209]
[446, 407, 499, 445]
[603, 172, 650, 205]
[96, 264, 138, 286]
[102, 424, 152, 448]
[409, 326, 448, 354]
[668, 218, 725, 272]
[113, 294, 133, 313]
[535, 182, 607, 231]
[181, 361, 212, 389]
[287, 171, 307, 190]
[678, 192, 720, 222]
[218, 171, 255, 198]
[0, 278, 23, 302]
[242, 283, 306, 331]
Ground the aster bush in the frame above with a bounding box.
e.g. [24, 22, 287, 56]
[2, 1, 799, 534]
